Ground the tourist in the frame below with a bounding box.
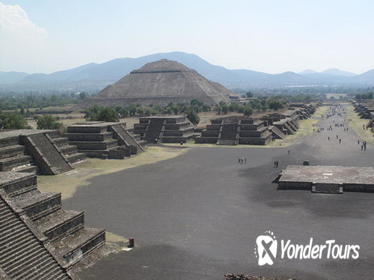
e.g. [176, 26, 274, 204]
[274, 161, 279, 168]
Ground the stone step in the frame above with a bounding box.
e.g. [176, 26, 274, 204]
[67, 152, 86, 164]
[46, 130, 61, 139]
[15, 191, 61, 221]
[14, 251, 62, 280]
[70, 139, 118, 151]
[65, 131, 113, 141]
[0, 145, 25, 159]
[0, 221, 27, 243]
[7, 250, 54, 279]
[53, 137, 69, 146]
[0, 210, 18, 224]
[0, 172, 37, 197]
[0, 196, 71, 280]
[0, 155, 32, 171]
[13, 164, 39, 175]
[34, 209, 84, 241]
[2, 243, 44, 271]
[37, 265, 69, 280]
[0, 234, 36, 261]
[0, 215, 24, 232]
[0, 136, 19, 148]
[0, 240, 43, 270]
[51, 227, 105, 268]
[59, 145, 78, 155]
[0, 219, 32, 245]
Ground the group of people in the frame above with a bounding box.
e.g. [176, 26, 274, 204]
[238, 157, 247, 164]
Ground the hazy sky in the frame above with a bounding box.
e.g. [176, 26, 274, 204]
[1, 0, 374, 74]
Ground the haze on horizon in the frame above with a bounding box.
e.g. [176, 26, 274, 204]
[1, 0, 374, 75]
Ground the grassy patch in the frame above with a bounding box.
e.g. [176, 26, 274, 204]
[346, 105, 374, 144]
[38, 146, 188, 200]
[268, 106, 327, 147]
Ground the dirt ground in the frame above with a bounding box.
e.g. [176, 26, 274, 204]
[72, 103, 374, 280]
[346, 105, 374, 144]
[38, 146, 188, 200]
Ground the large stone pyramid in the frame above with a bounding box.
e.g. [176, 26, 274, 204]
[85, 59, 231, 106]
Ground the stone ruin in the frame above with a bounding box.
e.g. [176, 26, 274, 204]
[81, 59, 231, 107]
[0, 130, 85, 176]
[274, 165, 374, 194]
[133, 116, 194, 143]
[195, 116, 272, 145]
[353, 101, 374, 132]
[195, 104, 316, 146]
[0, 171, 105, 279]
[66, 122, 144, 159]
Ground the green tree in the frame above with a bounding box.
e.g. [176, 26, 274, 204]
[267, 99, 284, 110]
[245, 91, 253, 98]
[85, 105, 119, 122]
[0, 112, 29, 129]
[186, 110, 200, 125]
[36, 115, 63, 129]
[243, 105, 253, 116]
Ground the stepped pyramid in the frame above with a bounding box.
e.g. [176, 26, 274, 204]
[195, 116, 272, 145]
[0, 171, 105, 278]
[83, 59, 231, 106]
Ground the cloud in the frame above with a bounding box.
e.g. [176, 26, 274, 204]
[0, 2, 48, 72]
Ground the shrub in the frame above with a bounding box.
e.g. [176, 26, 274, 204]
[36, 115, 63, 130]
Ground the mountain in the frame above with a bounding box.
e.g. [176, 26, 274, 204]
[321, 68, 356, 77]
[1, 51, 374, 92]
[353, 69, 374, 83]
[0, 71, 29, 84]
[299, 69, 317, 75]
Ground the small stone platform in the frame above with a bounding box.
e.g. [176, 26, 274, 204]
[195, 116, 272, 145]
[0, 129, 85, 175]
[133, 116, 194, 143]
[276, 165, 374, 193]
[66, 122, 144, 159]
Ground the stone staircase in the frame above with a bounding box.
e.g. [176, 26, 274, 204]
[47, 131, 86, 165]
[0, 171, 105, 271]
[111, 123, 144, 154]
[23, 133, 73, 175]
[0, 191, 72, 280]
[144, 119, 165, 143]
[217, 124, 238, 145]
[269, 126, 286, 139]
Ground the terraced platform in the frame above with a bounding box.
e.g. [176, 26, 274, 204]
[276, 165, 374, 193]
[133, 116, 194, 143]
[196, 117, 272, 145]
[0, 171, 106, 273]
[66, 122, 143, 159]
[0, 130, 85, 175]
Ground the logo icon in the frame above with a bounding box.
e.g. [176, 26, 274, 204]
[255, 231, 277, 266]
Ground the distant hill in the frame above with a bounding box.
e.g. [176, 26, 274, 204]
[1, 51, 374, 92]
[321, 68, 356, 77]
[0, 71, 28, 84]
